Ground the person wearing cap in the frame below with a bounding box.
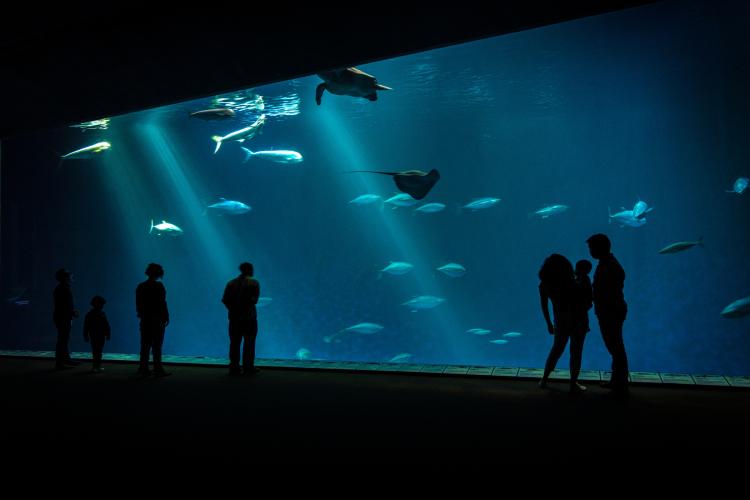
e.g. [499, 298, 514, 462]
[135, 263, 170, 377]
[222, 262, 261, 375]
[83, 295, 111, 372]
[53, 268, 80, 370]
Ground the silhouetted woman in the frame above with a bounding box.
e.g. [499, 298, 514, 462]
[538, 254, 588, 393]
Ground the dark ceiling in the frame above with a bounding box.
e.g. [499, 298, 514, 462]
[0, 2, 654, 139]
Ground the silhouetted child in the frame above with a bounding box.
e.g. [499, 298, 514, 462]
[83, 295, 111, 372]
[574, 260, 593, 334]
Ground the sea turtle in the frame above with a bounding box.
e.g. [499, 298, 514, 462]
[315, 67, 392, 105]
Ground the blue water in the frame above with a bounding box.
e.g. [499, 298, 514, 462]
[2, 0, 749, 375]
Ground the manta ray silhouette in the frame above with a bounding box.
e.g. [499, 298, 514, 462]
[346, 169, 440, 200]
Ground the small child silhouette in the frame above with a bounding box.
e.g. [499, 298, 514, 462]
[83, 295, 111, 373]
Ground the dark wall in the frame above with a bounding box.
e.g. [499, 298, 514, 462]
[0, 2, 653, 139]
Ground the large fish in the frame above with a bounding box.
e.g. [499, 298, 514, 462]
[720, 296, 750, 318]
[60, 141, 111, 160]
[211, 114, 266, 153]
[189, 108, 236, 120]
[658, 238, 703, 254]
[149, 219, 183, 237]
[241, 148, 303, 164]
[346, 169, 440, 200]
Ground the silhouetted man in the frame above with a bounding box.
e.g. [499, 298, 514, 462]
[135, 263, 170, 377]
[222, 262, 260, 375]
[587, 233, 629, 394]
[53, 268, 80, 369]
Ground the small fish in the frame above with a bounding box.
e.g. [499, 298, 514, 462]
[296, 348, 312, 360]
[60, 141, 111, 160]
[415, 202, 446, 214]
[531, 204, 569, 219]
[204, 198, 251, 216]
[401, 295, 445, 312]
[726, 177, 749, 195]
[384, 193, 418, 208]
[489, 339, 508, 345]
[389, 353, 413, 363]
[212, 114, 266, 154]
[658, 238, 703, 254]
[503, 332, 523, 338]
[349, 194, 382, 205]
[189, 108, 236, 120]
[379, 262, 414, 277]
[149, 219, 183, 237]
[466, 328, 491, 335]
[463, 198, 501, 211]
[437, 263, 466, 278]
[256, 297, 273, 308]
[720, 296, 750, 318]
[241, 148, 303, 164]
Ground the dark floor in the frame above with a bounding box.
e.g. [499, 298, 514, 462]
[2, 357, 748, 462]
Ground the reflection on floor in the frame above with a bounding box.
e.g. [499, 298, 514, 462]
[2, 349, 748, 388]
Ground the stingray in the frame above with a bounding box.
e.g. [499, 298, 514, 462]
[346, 169, 440, 200]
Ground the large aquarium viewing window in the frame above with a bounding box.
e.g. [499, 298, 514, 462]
[2, 0, 749, 376]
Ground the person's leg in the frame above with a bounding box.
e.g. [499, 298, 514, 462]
[55, 320, 70, 367]
[92, 337, 104, 370]
[599, 316, 628, 389]
[569, 332, 586, 386]
[608, 320, 629, 388]
[242, 317, 258, 372]
[139, 322, 153, 374]
[152, 325, 166, 374]
[542, 330, 570, 382]
[228, 321, 242, 374]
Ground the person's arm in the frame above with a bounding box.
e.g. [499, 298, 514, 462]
[161, 284, 169, 326]
[221, 282, 231, 309]
[539, 285, 553, 335]
[252, 280, 260, 305]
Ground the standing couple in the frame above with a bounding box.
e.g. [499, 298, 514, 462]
[538, 233, 629, 395]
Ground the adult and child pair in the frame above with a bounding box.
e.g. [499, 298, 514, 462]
[538, 233, 630, 396]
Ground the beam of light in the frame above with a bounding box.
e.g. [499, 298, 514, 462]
[312, 100, 466, 364]
[137, 118, 236, 281]
[97, 125, 156, 277]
